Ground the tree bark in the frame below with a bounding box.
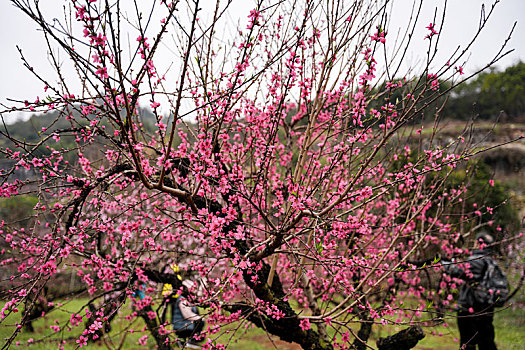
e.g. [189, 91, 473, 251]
[376, 326, 425, 350]
[352, 310, 372, 350]
[138, 305, 171, 350]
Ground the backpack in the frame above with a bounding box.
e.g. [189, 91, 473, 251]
[473, 258, 509, 307]
[172, 297, 204, 338]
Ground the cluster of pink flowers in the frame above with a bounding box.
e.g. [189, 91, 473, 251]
[425, 22, 439, 39]
[370, 25, 387, 43]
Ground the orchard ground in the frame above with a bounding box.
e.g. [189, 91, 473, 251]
[1, 298, 524, 349]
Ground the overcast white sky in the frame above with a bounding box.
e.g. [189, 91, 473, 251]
[0, 0, 524, 123]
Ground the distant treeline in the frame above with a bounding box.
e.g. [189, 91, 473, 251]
[368, 62, 525, 123]
[1, 107, 157, 148]
[445, 62, 525, 120]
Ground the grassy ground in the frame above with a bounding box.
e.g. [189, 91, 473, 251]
[0, 298, 146, 349]
[389, 306, 525, 350]
[1, 299, 524, 349]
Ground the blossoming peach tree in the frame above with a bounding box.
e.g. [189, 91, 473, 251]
[0, 0, 521, 349]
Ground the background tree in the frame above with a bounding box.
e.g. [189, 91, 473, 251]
[443, 62, 525, 120]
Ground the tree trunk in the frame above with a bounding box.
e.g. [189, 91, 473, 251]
[376, 326, 425, 350]
[138, 305, 171, 350]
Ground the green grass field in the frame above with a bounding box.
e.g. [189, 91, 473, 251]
[1, 298, 524, 349]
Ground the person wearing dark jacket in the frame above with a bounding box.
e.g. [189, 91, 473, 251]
[443, 231, 498, 350]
